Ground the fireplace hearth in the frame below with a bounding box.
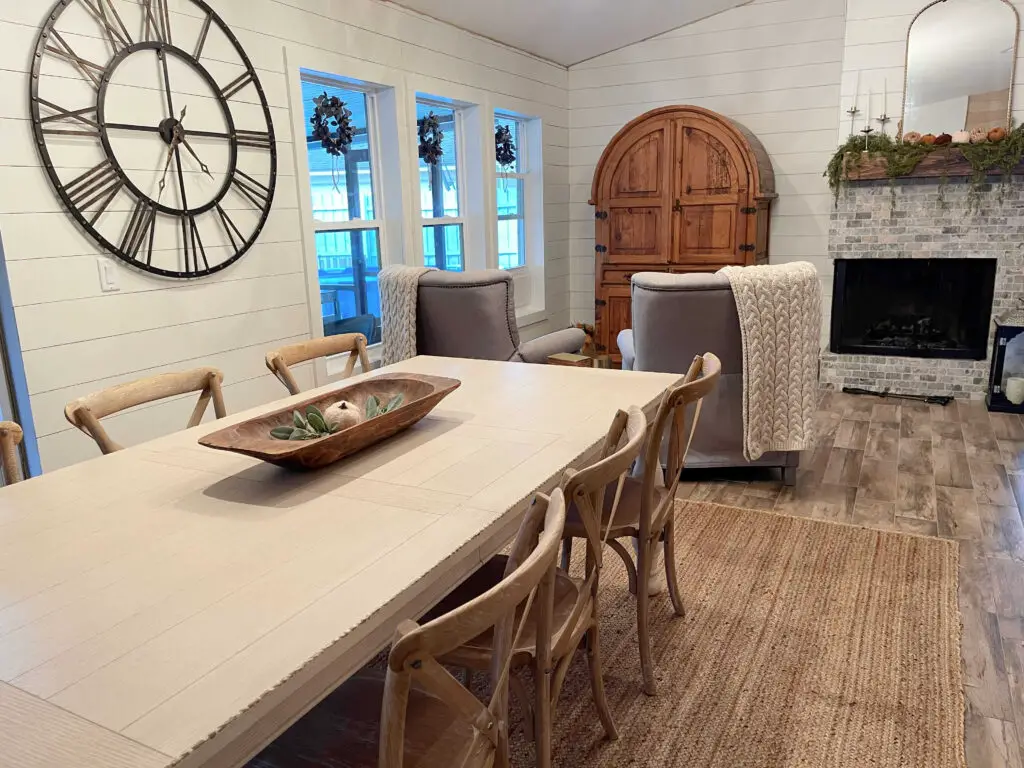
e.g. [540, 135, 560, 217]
[830, 258, 997, 360]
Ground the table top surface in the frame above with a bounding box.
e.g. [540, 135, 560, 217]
[0, 356, 680, 768]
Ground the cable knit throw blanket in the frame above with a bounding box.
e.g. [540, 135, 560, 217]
[718, 262, 821, 461]
[379, 265, 433, 367]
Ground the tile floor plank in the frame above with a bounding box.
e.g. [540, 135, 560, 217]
[835, 419, 871, 450]
[823, 448, 864, 487]
[971, 460, 1017, 507]
[865, 424, 900, 461]
[858, 458, 899, 502]
[934, 422, 968, 453]
[899, 437, 935, 476]
[897, 473, 937, 520]
[901, 406, 933, 440]
[936, 486, 983, 541]
[935, 449, 975, 489]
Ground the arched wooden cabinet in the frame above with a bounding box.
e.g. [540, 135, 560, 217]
[590, 105, 777, 361]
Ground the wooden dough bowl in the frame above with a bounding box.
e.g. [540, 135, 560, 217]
[199, 373, 461, 470]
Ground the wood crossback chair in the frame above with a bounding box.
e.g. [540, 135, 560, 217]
[247, 489, 567, 768]
[64, 367, 227, 455]
[0, 421, 24, 484]
[563, 353, 721, 696]
[265, 334, 371, 396]
[422, 407, 647, 767]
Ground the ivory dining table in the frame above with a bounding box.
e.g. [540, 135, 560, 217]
[0, 356, 681, 768]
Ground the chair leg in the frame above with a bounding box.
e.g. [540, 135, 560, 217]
[663, 518, 685, 618]
[533, 662, 552, 768]
[782, 465, 797, 487]
[510, 671, 535, 743]
[636, 536, 657, 696]
[586, 622, 619, 740]
[560, 538, 572, 572]
[606, 538, 638, 596]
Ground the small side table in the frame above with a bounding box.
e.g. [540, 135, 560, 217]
[547, 353, 593, 367]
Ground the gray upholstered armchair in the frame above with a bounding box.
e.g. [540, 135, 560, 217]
[618, 272, 799, 485]
[417, 270, 585, 363]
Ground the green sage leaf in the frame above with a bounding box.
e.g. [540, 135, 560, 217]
[270, 426, 295, 440]
[293, 410, 306, 429]
[306, 407, 329, 434]
[384, 393, 404, 413]
[365, 395, 380, 419]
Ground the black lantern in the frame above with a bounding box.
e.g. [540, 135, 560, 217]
[987, 320, 1024, 413]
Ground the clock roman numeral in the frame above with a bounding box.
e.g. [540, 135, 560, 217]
[230, 169, 271, 210]
[220, 71, 255, 100]
[193, 13, 212, 59]
[181, 215, 209, 275]
[79, 0, 132, 56]
[141, 0, 172, 44]
[120, 200, 156, 264]
[44, 31, 105, 90]
[37, 99, 100, 137]
[216, 204, 246, 252]
[65, 160, 123, 224]
[236, 130, 272, 149]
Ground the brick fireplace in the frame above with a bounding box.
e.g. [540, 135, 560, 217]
[820, 180, 1024, 399]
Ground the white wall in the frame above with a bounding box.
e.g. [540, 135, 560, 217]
[0, 0, 569, 471]
[566, 0, 847, 323]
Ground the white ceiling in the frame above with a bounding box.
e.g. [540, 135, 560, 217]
[384, 0, 753, 66]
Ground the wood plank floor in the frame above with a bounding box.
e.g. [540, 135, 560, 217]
[677, 390, 1024, 768]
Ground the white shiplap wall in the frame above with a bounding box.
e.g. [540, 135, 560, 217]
[566, 0, 846, 323]
[0, 0, 569, 471]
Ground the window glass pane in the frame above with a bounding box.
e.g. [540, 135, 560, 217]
[416, 102, 459, 219]
[496, 177, 525, 269]
[422, 224, 464, 271]
[316, 229, 381, 343]
[495, 116, 522, 173]
[302, 78, 375, 224]
[497, 177, 523, 217]
[498, 219, 525, 270]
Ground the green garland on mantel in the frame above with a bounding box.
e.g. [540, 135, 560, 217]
[825, 124, 1024, 204]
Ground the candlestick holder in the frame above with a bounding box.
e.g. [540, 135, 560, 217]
[860, 125, 875, 151]
[875, 113, 891, 135]
[846, 105, 860, 138]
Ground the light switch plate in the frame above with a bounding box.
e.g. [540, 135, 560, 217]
[97, 257, 119, 292]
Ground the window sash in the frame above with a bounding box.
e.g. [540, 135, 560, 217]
[302, 76, 382, 227]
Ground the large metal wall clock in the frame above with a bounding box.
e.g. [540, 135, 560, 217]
[30, 0, 277, 278]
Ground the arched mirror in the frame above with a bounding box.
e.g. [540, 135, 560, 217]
[902, 0, 1019, 137]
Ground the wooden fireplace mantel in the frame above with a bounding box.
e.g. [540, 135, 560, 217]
[844, 147, 1024, 182]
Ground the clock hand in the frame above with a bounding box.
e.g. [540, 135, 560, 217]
[106, 123, 232, 140]
[156, 136, 179, 203]
[177, 136, 213, 178]
[158, 49, 175, 119]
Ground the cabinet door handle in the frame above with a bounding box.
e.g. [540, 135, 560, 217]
[672, 199, 682, 212]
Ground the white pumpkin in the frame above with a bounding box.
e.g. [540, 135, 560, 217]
[951, 130, 971, 144]
[323, 400, 363, 430]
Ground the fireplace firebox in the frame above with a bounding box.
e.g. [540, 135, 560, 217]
[830, 258, 997, 360]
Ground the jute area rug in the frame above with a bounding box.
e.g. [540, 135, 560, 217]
[525, 501, 964, 768]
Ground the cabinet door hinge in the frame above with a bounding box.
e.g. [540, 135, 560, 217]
[595, 210, 608, 220]
[739, 244, 756, 252]
[741, 206, 758, 215]
[595, 244, 607, 253]
[595, 298, 607, 307]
